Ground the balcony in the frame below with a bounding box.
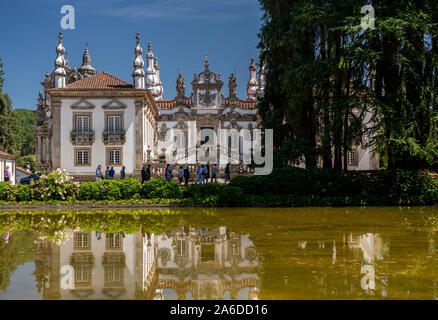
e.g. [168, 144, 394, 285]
[103, 131, 126, 145]
[70, 131, 94, 145]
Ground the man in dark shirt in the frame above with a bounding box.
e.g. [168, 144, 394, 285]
[184, 166, 190, 186]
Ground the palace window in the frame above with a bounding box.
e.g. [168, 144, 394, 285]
[75, 115, 90, 132]
[176, 132, 186, 149]
[107, 115, 122, 132]
[106, 233, 122, 249]
[75, 148, 91, 166]
[70, 254, 94, 288]
[103, 254, 125, 288]
[176, 239, 187, 257]
[107, 148, 122, 166]
[74, 232, 91, 250]
[347, 150, 357, 165]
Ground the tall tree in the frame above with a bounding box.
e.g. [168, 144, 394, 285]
[0, 58, 20, 156]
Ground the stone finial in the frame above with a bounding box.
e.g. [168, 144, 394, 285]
[176, 74, 186, 99]
[228, 73, 237, 99]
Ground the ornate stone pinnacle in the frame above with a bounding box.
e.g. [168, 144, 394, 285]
[58, 32, 63, 43]
[136, 33, 140, 44]
[204, 53, 209, 69]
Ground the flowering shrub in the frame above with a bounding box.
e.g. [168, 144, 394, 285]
[0, 181, 18, 201]
[30, 169, 79, 201]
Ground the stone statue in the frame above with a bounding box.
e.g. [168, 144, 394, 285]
[228, 73, 237, 98]
[35, 91, 50, 126]
[176, 74, 186, 98]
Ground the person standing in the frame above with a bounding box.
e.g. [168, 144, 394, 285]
[211, 164, 218, 183]
[225, 164, 231, 184]
[108, 167, 115, 180]
[96, 165, 103, 182]
[206, 162, 210, 181]
[166, 164, 173, 181]
[178, 166, 183, 185]
[165, 164, 168, 181]
[3, 166, 10, 182]
[184, 166, 190, 186]
[120, 166, 126, 180]
[141, 164, 147, 184]
[105, 166, 109, 180]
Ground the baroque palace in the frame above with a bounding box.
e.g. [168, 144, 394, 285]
[34, 32, 378, 178]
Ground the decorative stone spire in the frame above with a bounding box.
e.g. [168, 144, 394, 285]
[246, 58, 258, 101]
[256, 64, 266, 97]
[228, 73, 238, 99]
[78, 42, 96, 77]
[176, 74, 186, 99]
[145, 42, 159, 100]
[154, 57, 163, 99]
[54, 32, 67, 88]
[132, 33, 145, 89]
[204, 53, 209, 71]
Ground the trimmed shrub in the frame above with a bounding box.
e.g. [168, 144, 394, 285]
[184, 183, 221, 199]
[120, 178, 141, 199]
[16, 185, 31, 202]
[218, 186, 244, 206]
[96, 180, 122, 201]
[78, 182, 100, 201]
[140, 178, 182, 199]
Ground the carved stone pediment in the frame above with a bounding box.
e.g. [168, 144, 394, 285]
[102, 99, 127, 109]
[70, 99, 95, 110]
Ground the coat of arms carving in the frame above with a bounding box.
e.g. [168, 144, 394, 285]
[198, 89, 217, 107]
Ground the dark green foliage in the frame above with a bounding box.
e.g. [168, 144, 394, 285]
[140, 178, 182, 199]
[78, 182, 100, 201]
[16, 184, 31, 202]
[258, 1, 438, 170]
[232, 167, 438, 206]
[218, 186, 244, 206]
[183, 183, 221, 199]
[96, 180, 122, 201]
[16, 155, 36, 173]
[120, 178, 141, 199]
[13, 109, 36, 156]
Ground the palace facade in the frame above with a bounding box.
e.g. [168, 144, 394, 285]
[34, 32, 378, 178]
[33, 227, 260, 300]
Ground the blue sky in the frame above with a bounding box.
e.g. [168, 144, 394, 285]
[0, 0, 262, 109]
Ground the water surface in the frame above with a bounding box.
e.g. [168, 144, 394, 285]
[1, 207, 438, 300]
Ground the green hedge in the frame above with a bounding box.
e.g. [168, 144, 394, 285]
[1, 167, 438, 207]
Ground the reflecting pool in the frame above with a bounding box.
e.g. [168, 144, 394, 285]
[1, 207, 438, 299]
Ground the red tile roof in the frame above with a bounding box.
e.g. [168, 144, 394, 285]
[157, 99, 193, 109]
[223, 99, 257, 109]
[45, 71, 159, 116]
[16, 167, 32, 175]
[49, 71, 134, 91]
[0, 151, 16, 160]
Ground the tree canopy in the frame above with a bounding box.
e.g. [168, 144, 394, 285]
[258, 0, 438, 170]
[0, 58, 35, 157]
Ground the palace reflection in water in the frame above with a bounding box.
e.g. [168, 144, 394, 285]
[2, 207, 438, 300]
[32, 227, 261, 300]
